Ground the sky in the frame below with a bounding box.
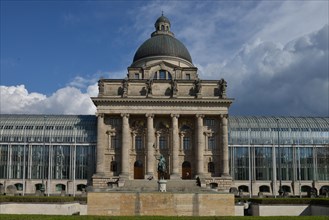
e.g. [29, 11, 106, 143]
[1, 0, 328, 116]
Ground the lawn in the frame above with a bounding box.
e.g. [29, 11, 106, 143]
[1, 215, 328, 220]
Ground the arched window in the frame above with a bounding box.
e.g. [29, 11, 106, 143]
[259, 185, 270, 193]
[182, 161, 191, 179]
[282, 185, 291, 193]
[320, 185, 329, 195]
[77, 184, 86, 192]
[35, 183, 45, 191]
[238, 185, 249, 192]
[14, 183, 23, 191]
[301, 185, 311, 192]
[56, 184, 66, 192]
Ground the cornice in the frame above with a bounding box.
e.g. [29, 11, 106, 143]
[91, 97, 234, 105]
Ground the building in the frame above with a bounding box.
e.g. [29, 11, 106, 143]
[91, 15, 233, 190]
[0, 16, 328, 196]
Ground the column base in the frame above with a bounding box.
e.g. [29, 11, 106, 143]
[170, 173, 180, 179]
[220, 173, 231, 178]
[119, 172, 129, 180]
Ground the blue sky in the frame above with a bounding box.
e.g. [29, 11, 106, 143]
[1, 0, 328, 116]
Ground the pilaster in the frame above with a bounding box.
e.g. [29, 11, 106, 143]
[171, 114, 180, 179]
[120, 113, 130, 178]
[146, 114, 155, 177]
[220, 114, 230, 177]
[196, 114, 205, 177]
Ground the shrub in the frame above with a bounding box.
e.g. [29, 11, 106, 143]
[0, 195, 86, 204]
[248, 198, 329, 205]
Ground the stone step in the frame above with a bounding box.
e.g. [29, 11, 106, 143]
[119, 179, 205, 192]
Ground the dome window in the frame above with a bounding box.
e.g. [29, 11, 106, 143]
[154, 70, 172, 80]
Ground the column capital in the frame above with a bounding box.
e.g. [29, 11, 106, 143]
[145, 113, 154, 118]
[170, 114, 180, 118]
[96, 113, 104, 118]
[219, 114, 228, 119]
[196, 114, 204, 118]
[106, 130, 116, 136]
[121, 113, 130, 118]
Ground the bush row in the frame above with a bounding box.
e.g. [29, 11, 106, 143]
[0, 195, 87, 204]
[247, 198, 329, 205]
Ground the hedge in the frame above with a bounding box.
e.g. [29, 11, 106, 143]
[0, 196, 87, 204]
[247, 198, 329, 205]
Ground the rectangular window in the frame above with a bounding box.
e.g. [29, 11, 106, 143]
[205, 119, 215, 127]
[111, 136, 120, 149]
[159, 136, 167, 149]
[134, 73, 140, 79]
[135, 136, 143, 150]
[208, 136, 215, 150]
[185, 74, 191, 80]
[159, 70, 166, 79]
[109, 118, 121, 127]
[183, 137, 190, 150]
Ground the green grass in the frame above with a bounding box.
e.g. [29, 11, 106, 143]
[0, 215, 328, 220]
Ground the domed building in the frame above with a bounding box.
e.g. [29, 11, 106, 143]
[91, 15, 234, 190]
[0, 16, 328, 200]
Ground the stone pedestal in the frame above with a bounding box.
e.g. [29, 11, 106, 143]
[158, 179, 167, 192]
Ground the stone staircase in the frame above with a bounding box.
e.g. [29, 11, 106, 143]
[113, 179, 215, 193]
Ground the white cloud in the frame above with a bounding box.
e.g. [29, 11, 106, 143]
[220, 25, 329, 116]
[0, 85, 46, 114]
[0, 85, 96, 115]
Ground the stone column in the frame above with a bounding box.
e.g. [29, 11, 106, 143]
[96, 113, 105, 175]
[179, 132, 184, 151]
[171, 114, 180, 178]
[131, 131, 136, 152]
[196, 114, 205, 177]
[120, 113, 130, 178]
[146, 114, 155, 177]
[220, 114, 230, 176]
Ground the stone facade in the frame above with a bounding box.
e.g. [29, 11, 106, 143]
[91, 15, 233, 191]
[88, 192, 235, 216]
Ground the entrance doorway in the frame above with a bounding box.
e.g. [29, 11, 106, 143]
[182, 161, 191, 179]
[134, 160, 144, 179]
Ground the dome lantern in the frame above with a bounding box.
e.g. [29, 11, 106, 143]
[131, 15, 193, 67]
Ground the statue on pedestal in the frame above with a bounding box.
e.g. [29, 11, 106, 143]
[156, 154, 166, 179]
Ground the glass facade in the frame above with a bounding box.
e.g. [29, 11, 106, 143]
[0, 115, 328, 194]
[0, 115, 97, 185]
[229, 116, 329, 182]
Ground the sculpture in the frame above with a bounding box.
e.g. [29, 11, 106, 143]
[195, 79, 202, 94]
[156, 154, 166, 179]
[122, 77, 129, 97]
[98, 80, 104, 94]
[171, 79, 178, 96]
[218, 78, 227, 98]
[146, 79, 153, 96]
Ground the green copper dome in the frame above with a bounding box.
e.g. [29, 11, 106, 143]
[132, 15, 192, 65]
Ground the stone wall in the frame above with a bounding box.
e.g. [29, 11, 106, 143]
[0, 202, 87, 215]
[88, 192, 235, 216]
[250, 204, 329, 216]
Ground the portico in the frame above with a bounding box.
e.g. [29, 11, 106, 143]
[91, 15, 233, 191]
